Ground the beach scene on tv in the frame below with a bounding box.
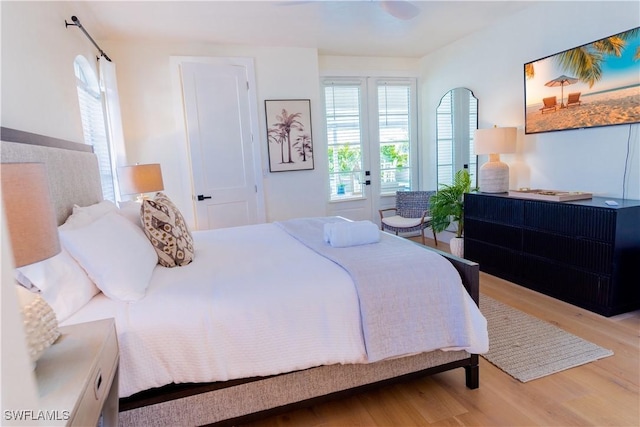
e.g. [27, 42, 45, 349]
[525, 28, 640, 134]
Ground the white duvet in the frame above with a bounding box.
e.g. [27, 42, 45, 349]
[63, 222, 486, 399]
[63, 223, 366, 398]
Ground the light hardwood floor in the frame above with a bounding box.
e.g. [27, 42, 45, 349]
[242, 238, 640, 427]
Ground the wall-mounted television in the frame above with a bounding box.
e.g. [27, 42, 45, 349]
[524, 27, 640, 134]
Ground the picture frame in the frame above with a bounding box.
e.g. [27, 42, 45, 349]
[265, 99, 314, 172]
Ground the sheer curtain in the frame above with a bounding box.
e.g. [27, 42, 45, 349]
[99, 57, 127, 202]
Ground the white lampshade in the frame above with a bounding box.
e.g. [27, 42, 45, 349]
[474, 127, 517, 155]
[474, 127, 517, 193]
[117, 163, 164, 196]
[1, 163, 61, 267]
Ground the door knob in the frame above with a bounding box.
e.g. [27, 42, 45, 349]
[197, 194, 212, 201]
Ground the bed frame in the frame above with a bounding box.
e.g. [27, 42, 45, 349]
[1, 127, 480, 427]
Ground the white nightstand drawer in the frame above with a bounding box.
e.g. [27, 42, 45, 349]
[36, 318, 119, 426]
[70, 324, 119, 426]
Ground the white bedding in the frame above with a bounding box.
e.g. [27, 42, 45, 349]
[63, 223, 367, 398]
[63, 222, 487, 399]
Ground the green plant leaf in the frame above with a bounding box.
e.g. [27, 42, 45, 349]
[429, 169, 477, 238]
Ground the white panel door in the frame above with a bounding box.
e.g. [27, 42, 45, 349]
[180, 61, 261, 230]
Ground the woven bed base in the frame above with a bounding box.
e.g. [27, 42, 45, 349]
[120, 350, 470, 426]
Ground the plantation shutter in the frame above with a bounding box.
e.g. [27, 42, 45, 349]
[324, 82, 364, 200]
[437, 90, 454, 186]
[378, 82, 413, 194]
[75, 57, 116, 202]
[467, 96, 478, 186]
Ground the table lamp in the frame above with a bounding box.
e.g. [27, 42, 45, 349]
[117, 163, 164, 200]
[474, 126, 517, 193]
[1, 162, 61, 365]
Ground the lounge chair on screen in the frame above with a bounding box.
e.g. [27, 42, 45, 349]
[540, 96, 557, 113]
[566, 92, 581, 107]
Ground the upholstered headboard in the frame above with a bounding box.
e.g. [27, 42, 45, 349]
[1, 127, 103, 225]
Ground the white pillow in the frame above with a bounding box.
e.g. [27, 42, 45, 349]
[16, 247, 100, 322]
[59, 200, 118, 231]
[118, 200, 143, 229]
[60, 212, 158, 302]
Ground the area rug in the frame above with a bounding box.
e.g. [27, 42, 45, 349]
[479, 294, 613, 382]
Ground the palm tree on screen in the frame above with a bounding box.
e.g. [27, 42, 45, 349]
[526, 28, 639, 87]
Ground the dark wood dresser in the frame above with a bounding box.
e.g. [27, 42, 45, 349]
[464, 192, 640, 316]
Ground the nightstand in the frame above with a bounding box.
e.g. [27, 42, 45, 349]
[35, 318, 119, 426]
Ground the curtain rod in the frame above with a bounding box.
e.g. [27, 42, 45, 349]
[65, 16, 112, 62]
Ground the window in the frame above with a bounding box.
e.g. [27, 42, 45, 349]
[324, 78, 417, 201]
[74, 56, 115, 201]
[325, 82, 365, 200]
[378, 83, 412, 194]
[436, 88, 477, 187]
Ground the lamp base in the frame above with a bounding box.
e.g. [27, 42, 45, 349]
[479, 160, 510, 193]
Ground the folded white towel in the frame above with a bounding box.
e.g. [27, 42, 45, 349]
[323, 220, 380, 248]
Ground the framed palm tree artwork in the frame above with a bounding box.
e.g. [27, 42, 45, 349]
[265, 99, 314, 172]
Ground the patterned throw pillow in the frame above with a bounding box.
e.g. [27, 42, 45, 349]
[142, 192, 194, 267]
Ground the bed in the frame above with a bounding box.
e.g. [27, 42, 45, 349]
[1, 127, 487, 427]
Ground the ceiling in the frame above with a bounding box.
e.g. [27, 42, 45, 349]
[70, 1, 535, 58]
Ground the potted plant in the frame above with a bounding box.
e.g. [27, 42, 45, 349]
[429, 169, 477, 257]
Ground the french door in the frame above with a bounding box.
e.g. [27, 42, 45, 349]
[323, 77, 418, 223]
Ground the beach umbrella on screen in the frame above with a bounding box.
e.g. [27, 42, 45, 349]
[545, 75, 579, 108]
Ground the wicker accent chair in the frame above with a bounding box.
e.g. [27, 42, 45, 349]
[379, 190, 437, 246]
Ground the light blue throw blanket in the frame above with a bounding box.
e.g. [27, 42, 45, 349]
[276, 217, 486, 362]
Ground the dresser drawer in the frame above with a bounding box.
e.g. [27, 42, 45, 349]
[466, 218, 522, 249]
[520, 255, 612, 314]
[465, 239, 522, 282]
[523, 201, 616, 242]
[465, 193, 524, 225]
[522, 229, 613, 273]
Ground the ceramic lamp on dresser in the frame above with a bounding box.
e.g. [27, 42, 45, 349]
[474, 126, 517, 193]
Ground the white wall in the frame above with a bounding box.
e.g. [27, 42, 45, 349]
[0, 1, 97, 142]
[420, 1, 640, 200]
[319, 55, 420, 77]
[100, 41, 328, 226]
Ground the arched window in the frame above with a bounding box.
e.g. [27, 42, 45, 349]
[74, 55, 116, 201]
